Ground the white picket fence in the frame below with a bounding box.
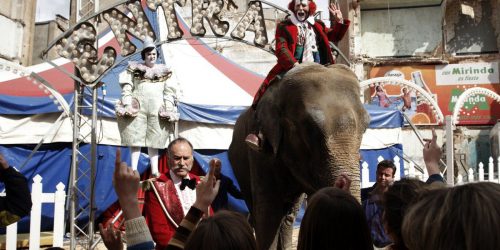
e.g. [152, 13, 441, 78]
[1, 174, 66, 250]
[456, 157, 500, 184]
[360, 156, 500, 188]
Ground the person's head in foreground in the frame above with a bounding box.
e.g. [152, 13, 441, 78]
[184, 210, 256, 250]
[298, 187, 373, 250]
[402, 182, 500, 250]
[382, 178, 427, 250]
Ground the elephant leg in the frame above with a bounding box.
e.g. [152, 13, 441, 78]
[253, 198, 288, 250]
[277, 193, 305, 249]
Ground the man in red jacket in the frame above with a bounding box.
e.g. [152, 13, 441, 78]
[246, 0, 350, 149]
[142, 138, 212, 249]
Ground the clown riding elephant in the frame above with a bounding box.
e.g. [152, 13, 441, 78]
[229, 63, 370, 250]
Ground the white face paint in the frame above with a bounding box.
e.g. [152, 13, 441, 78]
[144, 49, 157, 67]
[294, 0, 309, 22]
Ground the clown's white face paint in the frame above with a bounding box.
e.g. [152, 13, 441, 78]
[294, 0, 309, 22]
[144, 49, 157, 67]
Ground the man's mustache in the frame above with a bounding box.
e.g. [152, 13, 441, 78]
[172, 165, 188, 170]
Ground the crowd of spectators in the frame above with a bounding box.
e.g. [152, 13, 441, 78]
[3, 124, 497, 250]
[100, 128, 500, 250]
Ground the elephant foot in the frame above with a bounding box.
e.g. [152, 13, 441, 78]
[245, 133, 262, 151]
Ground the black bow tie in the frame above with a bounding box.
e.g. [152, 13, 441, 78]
[180, 178, 196, 190]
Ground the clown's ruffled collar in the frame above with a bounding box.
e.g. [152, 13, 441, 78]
[290, 14, 315, 26]
[127, 61, 172, 80]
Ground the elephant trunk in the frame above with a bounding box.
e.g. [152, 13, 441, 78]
[326, 134, 362, 201]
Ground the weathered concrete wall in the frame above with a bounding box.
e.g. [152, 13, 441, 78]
[444, 0, 498, 54]
[0, 0, 36, 65]
[360, 6, 441, 57]
[0, 15, 24, 61]
[33, 19, 66, 64]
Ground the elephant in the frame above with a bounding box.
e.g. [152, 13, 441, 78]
[228, 63, 370, 250]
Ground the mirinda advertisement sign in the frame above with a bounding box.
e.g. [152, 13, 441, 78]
[369, 62, 500, 125]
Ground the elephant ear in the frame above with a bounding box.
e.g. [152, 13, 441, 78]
[255, 85, 282, 156]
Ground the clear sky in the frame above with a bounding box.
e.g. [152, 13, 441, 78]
[36, 0, 70, 22]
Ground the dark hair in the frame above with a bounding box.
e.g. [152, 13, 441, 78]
[382, 178, 427, 250]
[184, 210, 256, 250]
[377, 160, 396, 177]
[141, 46, 158, 60]
[298, 187, 373, 250]
[403, 182, 500, 250]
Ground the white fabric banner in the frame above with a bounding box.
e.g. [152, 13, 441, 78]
[0, 113, 121, 145]
[360, 128, 403, 150]
[1, 114, 401, 150]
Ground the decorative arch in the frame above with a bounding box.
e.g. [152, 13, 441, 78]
[42, 0, 289, 87]
[359, 77, 445, 123]
[0, 59, 71, 116]
[452, 87, 500, 124]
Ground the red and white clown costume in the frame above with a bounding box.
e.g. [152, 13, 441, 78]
[251, 0, 350, 107]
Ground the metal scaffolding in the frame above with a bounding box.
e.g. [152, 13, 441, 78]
[67, 0, 101, 248]
[67, 83, 100, 250]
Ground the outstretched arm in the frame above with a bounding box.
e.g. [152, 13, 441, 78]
[111, 149, 155, 250]
[327, 2, 350, 44]
[329, 2, 343, 23]
[423, 128, 444, 183]
[274, 23, 298, 70]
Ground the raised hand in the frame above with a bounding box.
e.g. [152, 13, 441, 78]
[423, 128, 441, 175]
[99, 222, 123, 250]
[193, 158, 221, 212]
[329, 2, 343, 23]
[113, 148, 141, 220]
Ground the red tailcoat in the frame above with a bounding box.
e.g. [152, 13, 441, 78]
[252, 19, 350, 106]
[143, 172, 200, 249]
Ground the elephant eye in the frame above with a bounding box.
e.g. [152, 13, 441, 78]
[307, 107, 325, 126]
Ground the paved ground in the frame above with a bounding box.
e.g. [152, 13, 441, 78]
[292, 228, 299, 249]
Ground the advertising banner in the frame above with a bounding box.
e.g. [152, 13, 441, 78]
[369, 62, 499, 125]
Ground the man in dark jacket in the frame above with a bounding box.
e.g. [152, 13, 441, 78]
[361, 160, 395, 248]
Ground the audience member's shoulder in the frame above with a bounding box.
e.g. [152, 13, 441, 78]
[360, 186, 374, 202]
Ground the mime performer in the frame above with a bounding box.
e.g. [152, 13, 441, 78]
[116, 37, 181, 177]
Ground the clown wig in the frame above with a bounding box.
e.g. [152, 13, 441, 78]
[288, 0, 317, 15]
